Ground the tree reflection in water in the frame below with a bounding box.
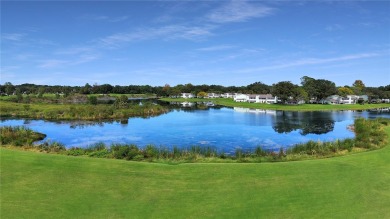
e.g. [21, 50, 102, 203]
[272, 111, 335, 135]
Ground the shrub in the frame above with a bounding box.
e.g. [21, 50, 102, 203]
[38, 141, 66, 153]
[111, 144, 141, 160]
[0, 126, 46, 146]
[143, 144, 158, 159]
[66, 148, 86, 156]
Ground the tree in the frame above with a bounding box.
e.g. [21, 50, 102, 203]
[168, 87, 181, 98]
[81, 83, 92, 94]
[352, 80, 365, 95]
[271, 81, 296, 104]
[162, 84, 170, 92]
[294, 87, 309, 102]
[301, 76, 337, 101]
[4, 82, 14, 95]
[338, 87, 354, 97]
[37, 87, 45, 98]
[247, 82, 270, 94]
[301, 76, 316, 99]
[197, 91, 207, 98]
[314, 79, 337, 101]
[114, 95, 129, 109]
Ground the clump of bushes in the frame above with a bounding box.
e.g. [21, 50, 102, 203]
[354, 118, 387, 149]
[38, 141, 66, 153]
[0, 126, 46, 146]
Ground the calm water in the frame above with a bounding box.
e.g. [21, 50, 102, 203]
[1, 105, 389, 153]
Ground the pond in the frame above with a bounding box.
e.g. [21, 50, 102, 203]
[1, 104, 389, 153]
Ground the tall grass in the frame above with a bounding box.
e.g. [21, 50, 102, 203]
[0, 101, 170, 120]
[0, 126, 46, 146]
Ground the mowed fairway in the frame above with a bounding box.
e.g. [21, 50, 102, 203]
[1, 130, 390, 218]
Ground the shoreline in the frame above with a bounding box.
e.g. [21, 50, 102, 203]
[160, 97, 390, 111]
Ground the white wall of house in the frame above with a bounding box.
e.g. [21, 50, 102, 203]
[207, 93, 221, 98]
[221, 93, 235, 98]
[234, 94, 248, 102]
[234, 94, 277, 104]
[181, 93, 194, 98]
[340, 95, 359, 104]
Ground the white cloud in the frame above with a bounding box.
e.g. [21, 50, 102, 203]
[38, 59, 68, 68]
[207, 0, 274, 23]
[38, 54, 99, 68]
[1, 33, 25, 41]
[98, 25, 215, 47]
[196, 45, 235, 52]
[81, 14, 128, 22]
[325, 24, 343, 32]
[239, 53, 380, 73]
[55, 46, 94, 55]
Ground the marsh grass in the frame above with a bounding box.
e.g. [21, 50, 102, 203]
[0, 101, 170, 120]
[0, 126, 46, 146]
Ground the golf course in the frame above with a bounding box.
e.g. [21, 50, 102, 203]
[1, 127, 389, 218]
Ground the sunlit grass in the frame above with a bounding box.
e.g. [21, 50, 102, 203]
[160, 97, 390, 111]
[1, 127, 389, 218]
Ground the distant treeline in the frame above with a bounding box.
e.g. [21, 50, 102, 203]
[1, 76, 390, 99]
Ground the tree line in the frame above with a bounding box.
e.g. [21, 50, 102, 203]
[1, 76, 390, 101]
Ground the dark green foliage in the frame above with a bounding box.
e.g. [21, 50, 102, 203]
[255, 146, 268, 156]
[88, 96, 98, 105]
[38, 141, 66, 153]
[111, 144, 140, 160]
[301, 76, 337, 101]
[66, 147, 86, 156]
[354, 118, 387, 149]
[143, 144, 159, 158]
[271, 81, 296, 103]
[114, 95, 129, 109]
[0, 126, 46, 146]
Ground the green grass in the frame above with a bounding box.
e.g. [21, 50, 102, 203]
[1, 129, 390, 218]
[160, 97, 390, 111]
[0, 101, 169, 120]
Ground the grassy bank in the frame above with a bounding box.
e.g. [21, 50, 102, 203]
[0, 101, 169, 120]
[1, 127, 390, 218]
[160, 97, 390, 111]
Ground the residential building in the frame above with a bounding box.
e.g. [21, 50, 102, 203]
[340, 95, 359, 104]
[234, 94, 248, 102]
[181, 93, 195, 98]
[233, 94, 278, 104]
[207, 93, 221, 98]
[221, 93, 236, 98]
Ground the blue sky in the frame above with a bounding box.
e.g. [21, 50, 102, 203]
[1, 0, 389, 87]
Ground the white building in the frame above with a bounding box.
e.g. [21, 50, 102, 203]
[234, 94, 248, 102]
[207, 93, 221, 98]
[221, 93, 236, 98]
[340, 95, 359, 104]
[181, 93, 195, 98]
[234, 94, 278, 104]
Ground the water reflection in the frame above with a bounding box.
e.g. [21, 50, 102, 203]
[272, 111, 335, 135]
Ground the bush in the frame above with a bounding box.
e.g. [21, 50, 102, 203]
[66, 148, 86, 156]
[38, 141, 66, 153]
[111, 144, 141, 160]
[0, 126, 46, 146]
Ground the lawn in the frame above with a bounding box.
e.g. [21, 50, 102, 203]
[1, 128, 390, 218]
[160, 97, 390, 111]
